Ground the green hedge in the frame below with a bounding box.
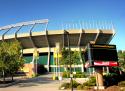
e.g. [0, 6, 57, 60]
[59, 80, 80, 89]
[62, 71, 87, 78]
[59, 82, 70, 89]
[62, 71, 70, 78]
[59, 77, 96, 90]
[118, 81, 125, 87]
[77, 84, 84, 90]
[83, 77, 96, 86]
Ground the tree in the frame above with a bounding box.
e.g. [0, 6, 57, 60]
[123, 51, 125, 61]
[118, 50, 125, 71]
[60, 48, 81, 72]
[0, 41, 24, 82]
[60, 48, 69, 71]
[72, 50, 81, 72]
[8, 41, 24, 80]
[0, 42, 10, 82]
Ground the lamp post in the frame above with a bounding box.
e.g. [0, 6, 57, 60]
[67, 32, 73, 91]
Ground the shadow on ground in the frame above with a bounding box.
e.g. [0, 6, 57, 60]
[14, 73, 57, 87]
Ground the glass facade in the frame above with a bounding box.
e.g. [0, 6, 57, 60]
[37, 54, 48, 65]
[23, 52, 82, 72]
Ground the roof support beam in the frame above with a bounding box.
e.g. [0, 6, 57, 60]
[106, 28, 115, 44]
[2, 28, 12, 41]
[45, 30, 50, 72]
[78, 29, 83, 46]
[15, 25, 24, 38]
[63, 30, 66, 48]
[14, 25, 24, 48]
[45, 32, 50, 47]
[29, 24, 37, 48]
[64, 30, 70, 48]
[94, 29, 100, 44]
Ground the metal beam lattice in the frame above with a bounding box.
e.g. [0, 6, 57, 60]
[0, 19, 49, 30]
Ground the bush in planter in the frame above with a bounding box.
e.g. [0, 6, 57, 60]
[74, 72, 87, 78]
[77, 85, 92, 90]
[83, 77, 96, 86]
[76, 77, 96, 90]
[71, 80, 80, 88]
[83, 86, 92, 90]
[80, 73, 87, 78]
[59, 80, 80, 89]
[62, 71, 87, 78]
[59, 82, 70, 89]
[118, 81, 125, 87]
[62, 71, 70, 78]
[77, 84, 84, 90]
[103, 73, 120, 86]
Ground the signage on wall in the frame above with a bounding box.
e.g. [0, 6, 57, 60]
[84, 43, 118, 68]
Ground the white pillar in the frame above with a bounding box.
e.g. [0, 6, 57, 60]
[47, 51, 50, 72]
[79, 47, 84, 72]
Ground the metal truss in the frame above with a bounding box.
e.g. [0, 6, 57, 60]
[0, 19, 48, 30]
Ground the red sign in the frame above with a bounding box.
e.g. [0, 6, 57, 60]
[94, 61, 118, 66]
[85, 61, 118, 68]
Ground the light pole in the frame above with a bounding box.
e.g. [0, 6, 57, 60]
[67, 31, 73, 91]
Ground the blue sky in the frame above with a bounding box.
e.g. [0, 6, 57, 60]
[0, 0, 125, 50]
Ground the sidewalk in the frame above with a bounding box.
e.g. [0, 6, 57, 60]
[0, 74, 62, 91]
[0, 74, 91, 91]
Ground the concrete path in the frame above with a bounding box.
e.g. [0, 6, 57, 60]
[0, 74, 68, 91]
[0, 74, 89, 91]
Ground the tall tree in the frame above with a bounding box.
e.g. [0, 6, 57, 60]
[60, 48, 80, 72]
[8, 41, 24, 80]
[0, 42, 10, 82]
[0, 41, 24, 81]
[118, 50, 125, 71]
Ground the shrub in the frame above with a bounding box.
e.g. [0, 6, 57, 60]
[62, 71, 70, 78]
[71, 80, 80, 88]
[104, 73, 120, 86]
[83, 77, 96, 86]
[59, 80, 80, 89]
[62, 71, 87, 78]
[77, 84, 84, 90]
[59, 82, 70, 89]
[83, 86, 92, 90]
[118, 81, 125, 87]
[77, 85, 91, 90]
[74, 72, 87, 78]
[80, 73, 87, 78]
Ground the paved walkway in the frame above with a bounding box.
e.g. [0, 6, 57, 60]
[0, 74, 59, 91]
[0, 74, 91, 91]
[0, 74, 68, 91]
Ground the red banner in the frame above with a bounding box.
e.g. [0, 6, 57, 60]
[94, 61, 118, 66]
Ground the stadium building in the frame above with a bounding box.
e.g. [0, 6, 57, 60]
[0, 19, 115, 76]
